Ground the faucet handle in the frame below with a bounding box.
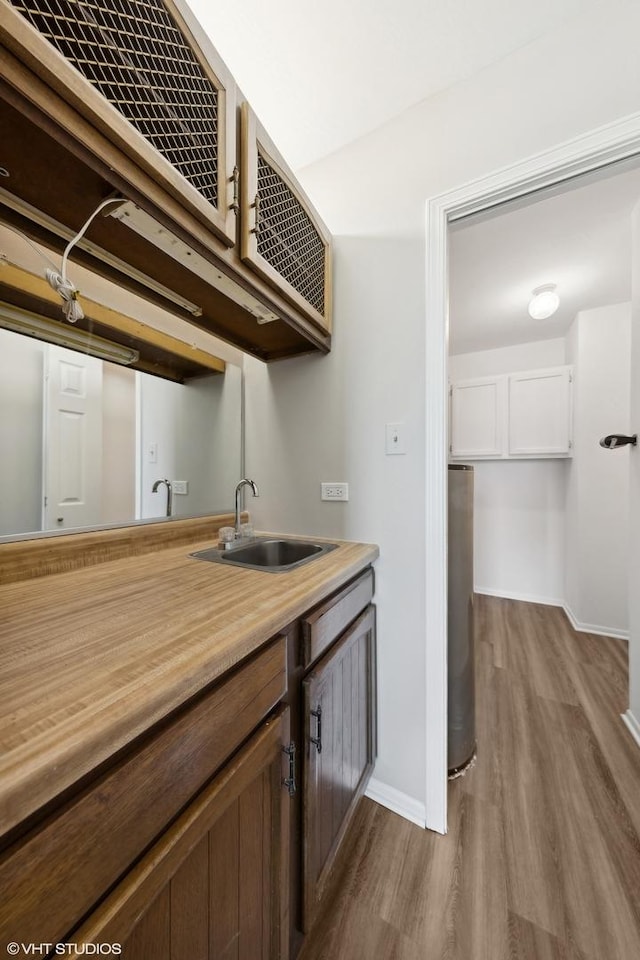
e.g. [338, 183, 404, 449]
[218, 526, 236, 550]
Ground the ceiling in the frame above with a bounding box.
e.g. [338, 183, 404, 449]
[186, 0, 604, 170]
[181, 0, 639, 358]
[448, 161, 640, 356]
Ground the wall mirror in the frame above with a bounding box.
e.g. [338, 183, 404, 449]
[0, 322, 243, 539]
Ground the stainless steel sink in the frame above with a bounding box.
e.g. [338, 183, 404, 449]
[190, 537, 338, 572]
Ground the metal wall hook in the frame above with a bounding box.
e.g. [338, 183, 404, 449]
[599, 434, 638, 450]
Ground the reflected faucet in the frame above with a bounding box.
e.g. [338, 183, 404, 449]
[235, 478, 259, 537]
[152, 478, 173, 518]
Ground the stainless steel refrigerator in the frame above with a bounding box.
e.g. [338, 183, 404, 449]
[448, 464, 476, 776]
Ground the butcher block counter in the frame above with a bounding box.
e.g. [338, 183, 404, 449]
[0, 526, 378, 838]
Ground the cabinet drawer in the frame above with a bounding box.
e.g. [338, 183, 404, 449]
[0, 636, 286, 949]
[301, 568, 374, 668]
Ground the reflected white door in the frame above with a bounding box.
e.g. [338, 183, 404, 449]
[43, 345, 103, 530]
[628, 205, 640, 732]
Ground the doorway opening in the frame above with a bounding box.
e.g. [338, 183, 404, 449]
[424, 112, 640, 834]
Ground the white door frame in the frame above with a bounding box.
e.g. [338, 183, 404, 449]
[424, 111, 640, 834]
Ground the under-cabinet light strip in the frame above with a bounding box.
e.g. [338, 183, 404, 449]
[0, 187, 203, 317]
[0, 301, 139, 365]
[109, 202, 278, 324]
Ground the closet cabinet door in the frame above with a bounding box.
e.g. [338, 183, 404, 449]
[70, 709, 291, 960]
[508, 367, 573, 456]
[302, 606, 376, 932]
[450, 376, 505, 458]
[240, 102, 332, 334]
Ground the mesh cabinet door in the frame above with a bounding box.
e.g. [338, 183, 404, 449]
[240, 102, 332, 334]
[4, 0, 237, 245]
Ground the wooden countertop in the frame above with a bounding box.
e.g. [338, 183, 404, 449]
[0, 534, 378, 837]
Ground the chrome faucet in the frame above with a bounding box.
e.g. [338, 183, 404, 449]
[152, 478, 173, 518]
[235, 478, 259, 537]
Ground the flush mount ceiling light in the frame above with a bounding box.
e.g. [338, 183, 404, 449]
[528, 284, 560, 320]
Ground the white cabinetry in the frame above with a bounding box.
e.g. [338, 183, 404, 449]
[508, 367, 573, 456]
[450, 377, 505, 458]
[450, 365, 573, 460]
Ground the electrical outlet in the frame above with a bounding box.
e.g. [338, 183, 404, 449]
[321, 482, 349, 501]
[173, 480, 188, 495]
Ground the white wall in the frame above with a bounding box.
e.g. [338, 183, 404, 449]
[450, 338, 567, 379]
[246, 236, 427, 807]
[0, 328, 44, 536]
[450, 339, 568, 605]
[565, 303, 631, 637]
[102, 365, 136, 525]
[140, 366, 243, 519]
[245, 0, 640, 824]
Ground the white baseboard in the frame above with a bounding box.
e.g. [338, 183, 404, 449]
[562, 602, 629, 641]
[365, 778, 427, 829]
[622, 710, 640, 748]
[475, 586, 564, 607]
[475, 589, 629, 641]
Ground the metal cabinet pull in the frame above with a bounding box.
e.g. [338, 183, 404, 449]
[283, 741, 296, 797]
[251, 193, 261, 234]
[310, 705, 322, 754]
[229, 165, 239, 214]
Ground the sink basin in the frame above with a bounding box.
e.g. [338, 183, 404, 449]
[190, 537, 338, 572]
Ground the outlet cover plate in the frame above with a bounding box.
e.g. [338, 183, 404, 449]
[321, 482, 349, 501]
[173, 480, 189, 495]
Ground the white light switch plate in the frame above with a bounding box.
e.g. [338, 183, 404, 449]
[385, 422, 407, 455]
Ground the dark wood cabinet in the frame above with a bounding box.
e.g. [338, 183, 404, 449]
[71, 708, 292, 960]
[0, 637, 288, 951]
[302, 605, 376, 931]
[0, 566, 376, 960]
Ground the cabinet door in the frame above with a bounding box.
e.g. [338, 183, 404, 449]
[4, 0, 237, 245]
[302, 606, 376, 931]
[240, 102, 332, 334]
[508, 366, 573, 456]
[450, 376, 505, 458]
[71, 709, 291, 960]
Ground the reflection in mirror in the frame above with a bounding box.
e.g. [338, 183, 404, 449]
[0, 326, 243, 538]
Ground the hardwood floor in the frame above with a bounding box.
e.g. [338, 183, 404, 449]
[299, 595, 640, 960]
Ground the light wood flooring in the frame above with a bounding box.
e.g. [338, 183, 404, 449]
[299, 595, 640, 960]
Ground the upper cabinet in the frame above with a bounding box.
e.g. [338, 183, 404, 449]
[450, 376, 505, 459]
[508, 367, 573, 456]
[450, 365, 574, 460]
[5, 0, 237, 247]
[241, 104, 332, 334]
[0, 0, 333, 360]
